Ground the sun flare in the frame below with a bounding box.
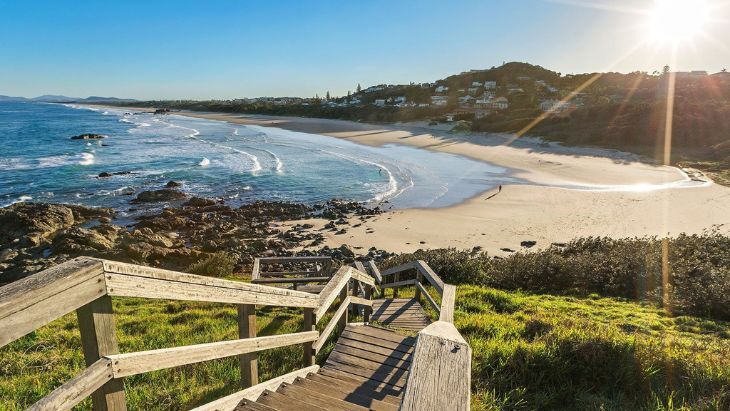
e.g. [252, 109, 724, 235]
[648, 0, 709, 45]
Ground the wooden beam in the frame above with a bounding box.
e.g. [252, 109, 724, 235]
[237, 304, 258, 388]
[315, 267, 351, 321]
[251, 276, 330, 284]
[337, 283, 349, 333]
[257, 256, 332, 264]
[381, 279, 417, 289]
[363, 285, 372, 324]
[101, 260, 318, 308]
[380, 261, 416, 277]
[28, 359, 113, 411]
[349, 268, 375, 287]
[251, 258, 261, 281]
[189, 365, 319, 411]
[400, 321, 471, 411]
[106, 331, 318, 378]
[439, 284, 456, 323]
[417, 282, 441, 316]
[366, 260, 383, 284]
[349, 296, 373, 307]
[312, 296, 351, 352]
[0, 257, 105, 348]
[302, 308, 316, 367]
[76, 296, 126, 410]
[415, 260, 445, 295]
[258, 271, 319, 277]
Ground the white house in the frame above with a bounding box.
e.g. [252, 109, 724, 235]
[475, 109, 490, 119]
[374, 99, 386, 107]
[471, 81, 483, 87]
[435, 85, 449, 94]
[430, 95, 449, 106]
[467, 87, 480, 95]
[539, 99, 572, 113]
[458, 95, 475, 107]
[394, 96, 406, 104]
[490, 97, 509, 110]
[484, 81, 497, 90]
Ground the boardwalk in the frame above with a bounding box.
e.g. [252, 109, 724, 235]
[1, 256, 470, 411]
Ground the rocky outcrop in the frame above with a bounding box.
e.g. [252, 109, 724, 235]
[132, 189, 188, 203]
[71, 133, 107, 140]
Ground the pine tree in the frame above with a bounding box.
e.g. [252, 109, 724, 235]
[326, 91, 331, 100]
[356, 83, 362, 93]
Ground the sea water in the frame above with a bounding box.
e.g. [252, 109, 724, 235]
[0, 102, 518, 211]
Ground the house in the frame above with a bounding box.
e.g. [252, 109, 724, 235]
[539, 99, 573, 114]
[471, 81, 483, 87]
[394, 96, 406, 104]
[484, 81, 497, 90]
[374, 99, 386, 107]
[517, 76, 531, 81]
[507, 87, 524, 94]
[490, 97, 509, 110]
[458, 95, 476, 107]
[430, 95, 449, 106]
[474, 95, 494, 108]
[467, 87, 480, 95]
[435, 85, 449, 93]
[475, 109, 491, 119]
[418, 103, 430, 108]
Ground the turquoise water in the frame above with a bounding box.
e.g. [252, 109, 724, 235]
[0, 102, 518, 212]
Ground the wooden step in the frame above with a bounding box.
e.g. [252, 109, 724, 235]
[256, 389, 326, 411]
[295, 376, 400, 409]
[278, 383, 368, 411]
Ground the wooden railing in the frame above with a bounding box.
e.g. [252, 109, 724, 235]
[250, 256, 333, 286]
[0, 257, 374, 411]
[379, 259, 471, 410]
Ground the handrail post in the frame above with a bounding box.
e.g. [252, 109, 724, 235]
[302, 308, 316, 366]
[338, 283, 349, 333]
[76, 295, 127, 411]
[237, 304, 258, 387]
[363, 284, 372, 324]
[414, 271, 423, 301]
[392, 272, 400, 298]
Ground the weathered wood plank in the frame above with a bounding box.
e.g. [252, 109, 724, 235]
[349, 296, 373, 307]
[293, 378, 399, 410]
[257, 256, 332, 264]
[251, 258, 261, 281]
[104, 271, 318, 308]
[416, 281, 440, 315]
[107, 331, 318, 377]
[312, 296, 351, 351]
[350, 267, 375, 287]
[414, 260, 445, 295]
[307, 373, 403, 404]
[439, 284, 456, 323]
[76, 295, 126, 410]
[323, 361, 408, 388]
[318, 368, 404, 393]
[0, 257, 105, 348]
[251, 276, 330, 284]
[191, 366, 319, 411]
[400, 321, 471, 411]
[331, 346, 412, 370]
[256, 390, 325, 411]
[380, 261, 415, 277]
[302, 308, 316, 367]
[237, 304, 258, 388]
[380, 279, 416, 289]
[335, 339, 414, 362]
[315, 266, 351, 321]
[277, 383, 367, 411]
[365, 260, 383, 285]
[28, 358, 113, 411]
[258, 271, 319, 277]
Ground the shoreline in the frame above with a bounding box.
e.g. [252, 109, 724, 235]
[86, 105, 730, 255]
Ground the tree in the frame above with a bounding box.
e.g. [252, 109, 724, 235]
[326, 91, 331, 100]
[723, 68, 728, 73]
[347, 90, 351, 98]
[662, 64, 670, 75]
[356, 83, 362, 93]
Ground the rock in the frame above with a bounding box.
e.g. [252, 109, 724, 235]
[338, 244, 355, 258]
[166, 181, 182, 188]
[98, 172, 113, 178]
[71, 133, 107, 140]
[551, 242, 567, 247]
[0, 248, 18, 262]
[520, 241, 537, 248]
[184, 197, 216, 207]
[132, 189, 187, 203]
[500, 248, 516, 252]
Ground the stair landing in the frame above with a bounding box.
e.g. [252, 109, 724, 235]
[370, 298, 432, 331]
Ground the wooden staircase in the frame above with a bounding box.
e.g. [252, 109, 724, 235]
[2, 257, 470, 411]
[236, 324, 414, 410]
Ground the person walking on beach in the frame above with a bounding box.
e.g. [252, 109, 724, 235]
[498, 185, 502, 193]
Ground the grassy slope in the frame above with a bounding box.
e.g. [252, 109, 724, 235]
[1, 286, 728, 410]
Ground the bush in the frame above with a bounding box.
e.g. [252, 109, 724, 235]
[383, 232, 730, 320]
[186, 252, 236, 277]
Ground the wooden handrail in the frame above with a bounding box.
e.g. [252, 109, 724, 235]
[107, 331, 318, 378]
[252, 256, 333, 283]
[1, 257, 378, 411]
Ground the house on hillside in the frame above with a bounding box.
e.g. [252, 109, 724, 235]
[458, 95, 476, 107]
[490, 97, 509, 110]
[374, 99, 386, 107]
[471, 81, 483, 87]
[435, 85, 449, 93]
[484, 81, 497, 90]
[467, 87, 480, 95]
[475, 109, 491, 119]
[431, 95, 449, 106]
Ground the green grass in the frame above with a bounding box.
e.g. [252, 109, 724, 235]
[1, 284, 728, 410]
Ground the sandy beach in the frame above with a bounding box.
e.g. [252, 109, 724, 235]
[115, 108, 730, 254]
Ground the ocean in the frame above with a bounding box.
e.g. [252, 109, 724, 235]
[0, 102, 517, 214]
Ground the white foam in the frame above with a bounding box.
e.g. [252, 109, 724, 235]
[78, 153, 95, 166]
[261, 149, 284, 173]
[321, 149, 402, 202]
[18, 195, 32, 202]
[199, 158, 210, 167]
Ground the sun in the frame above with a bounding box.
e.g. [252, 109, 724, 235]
[648, 0, 710, 45]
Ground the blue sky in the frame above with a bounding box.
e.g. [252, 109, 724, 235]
[1, 0, 728, 99]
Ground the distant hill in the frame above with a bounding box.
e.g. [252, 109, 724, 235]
[0, 94, 137, 103]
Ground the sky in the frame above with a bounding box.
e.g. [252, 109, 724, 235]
[1, 0, 729, 100]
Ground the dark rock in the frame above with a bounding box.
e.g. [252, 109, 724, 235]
[165, 181, 182, 188]
[184, 197, 216, 207]
[71, 133, 107, 140]
[520, 241, 537, 248]
[132, 189, 187, 203]
[500, 248, 516, 252]
[98, 172, 113, 178]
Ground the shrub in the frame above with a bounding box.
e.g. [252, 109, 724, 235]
[186, 252, 236, 277]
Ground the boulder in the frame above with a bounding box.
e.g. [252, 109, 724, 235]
[184, 197, 216, 207]
[165, 181, 182, 188]
[520, 241, 537, 248]
[132, 189, 187, 203]
[71, 133, 107, 140]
